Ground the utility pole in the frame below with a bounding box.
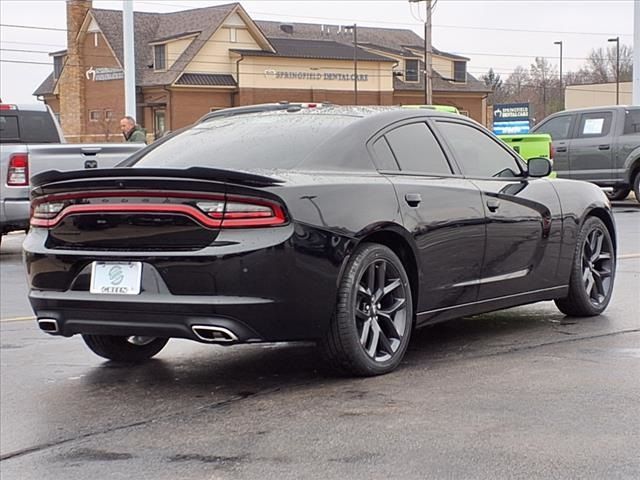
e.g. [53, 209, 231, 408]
[409, 0, 433, 104]
[345, 24, 359, 105]
[633, 0, 639, 105]
[353, 24, 358, 105]
[554, 41, 563, 109]
[608, 36, 620, 105]
[123, 0, 136, 118]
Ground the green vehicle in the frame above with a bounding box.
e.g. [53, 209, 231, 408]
[498, 133, 555, 178]
[402, 104, 461, 114]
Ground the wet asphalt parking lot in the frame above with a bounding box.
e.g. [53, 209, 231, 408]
[1, 200, 638, 480]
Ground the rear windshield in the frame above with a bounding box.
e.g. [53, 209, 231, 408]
[131, 113, 358, 170]
[0, 110, 60, 143]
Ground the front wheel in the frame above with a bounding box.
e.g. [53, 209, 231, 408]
[555, 217, 615, 317]
[320, 243, 413, 376]
[633, 172, 640, 204]
[82, 335, 169, 362]
[605, 186, 630, 201]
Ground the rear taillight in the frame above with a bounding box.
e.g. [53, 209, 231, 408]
[549, 144, 555, 160]
[30, 191, 288, 229]
[7, 153, 29, 186]
[0, 104, 17, 110]
[197, 196, 287, 228]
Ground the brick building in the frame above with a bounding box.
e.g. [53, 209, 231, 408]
[34, 0, 491, 142]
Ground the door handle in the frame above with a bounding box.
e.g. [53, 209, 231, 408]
[556, 147, 567, 152]
[598, 144, 610, 150]
[404, 193, 422, 207]
[486, 198, 500, 212]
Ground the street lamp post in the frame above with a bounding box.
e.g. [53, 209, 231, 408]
[608, 36, 620, 105]
[554, 41, 563, 109]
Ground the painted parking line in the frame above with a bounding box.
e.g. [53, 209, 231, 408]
[1, 316, 35, 323]
[618, 253, 640, 260]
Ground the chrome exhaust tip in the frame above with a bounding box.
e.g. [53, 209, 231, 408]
[38, 318, 59, 334]
[192, 325, 238, 343]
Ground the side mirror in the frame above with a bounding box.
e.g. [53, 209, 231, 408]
[527, 157, 552, 178]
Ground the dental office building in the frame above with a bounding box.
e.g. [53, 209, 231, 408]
[34, 0, 491, 142]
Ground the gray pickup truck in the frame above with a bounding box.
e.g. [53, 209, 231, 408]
[532, 105, 640, 202]
[1, 103, 144, 243]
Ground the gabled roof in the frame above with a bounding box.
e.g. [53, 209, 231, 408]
[394, 66, 492, 94]
[91, 3, 240, 87]
[233, 38, 395, 62]
[255, 20, 425, 52]
[33, 72, 56, 97]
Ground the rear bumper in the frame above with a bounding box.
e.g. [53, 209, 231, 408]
[1, 198, 29, 233]
[29, 290, 269, 343]
[25, 223, 349, 343]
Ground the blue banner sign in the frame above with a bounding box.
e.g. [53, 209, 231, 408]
[493, 103, 531, 134]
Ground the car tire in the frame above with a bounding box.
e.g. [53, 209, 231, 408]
[82, 335, 169, 362]
[320, 243, 413, 376]
[555, 217, 615, 317]
[605, 186, 630, 201]
[633, 172, 640, 204]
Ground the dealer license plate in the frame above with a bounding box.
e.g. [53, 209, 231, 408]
[90, 262, 142, 295]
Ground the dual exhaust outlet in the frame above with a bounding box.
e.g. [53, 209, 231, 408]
[37, 318, 238, 344]
[191, 325, 238, 343]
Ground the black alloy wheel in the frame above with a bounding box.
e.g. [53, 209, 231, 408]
[82, 334, 169, 362]
[555, 217, 615, 316]
[321, 243, 413, 376]
[605, 186, 630, 201]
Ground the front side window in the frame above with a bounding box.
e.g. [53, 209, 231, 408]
[405, 59, 419, 82]
[535, 115, 573, 140]
[384, 122, 452, 175]
[577, 112, 612, 138]
[436, 121, 521, 178]
[154, 44, 166, 70]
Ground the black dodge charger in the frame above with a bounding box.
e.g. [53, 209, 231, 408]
[24, 106, 616, 376]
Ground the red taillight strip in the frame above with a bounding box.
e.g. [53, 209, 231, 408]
[30, 204, 223, 228]
[31, 190, 225, 207]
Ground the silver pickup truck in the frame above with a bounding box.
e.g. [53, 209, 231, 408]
[1, 103, 144, 243]
[532, 105, 640, 202]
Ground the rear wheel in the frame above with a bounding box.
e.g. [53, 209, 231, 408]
[605, 186, 630, 201]
[82, 335, 168, 362]
[633, 172, 640, 204]
[320, 243, 413, 376]
[555, 217, 615, 317]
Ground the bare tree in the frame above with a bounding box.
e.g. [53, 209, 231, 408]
[577, 44, 633, 83]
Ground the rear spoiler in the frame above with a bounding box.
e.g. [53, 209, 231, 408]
[30, 166, 284, 189]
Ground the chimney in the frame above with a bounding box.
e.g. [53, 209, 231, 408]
[60, 0, 92, 142]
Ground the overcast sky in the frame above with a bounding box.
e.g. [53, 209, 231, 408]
[0, 0, 635, 103]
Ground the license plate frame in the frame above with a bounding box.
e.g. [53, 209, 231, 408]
[90, 261, 142, 295]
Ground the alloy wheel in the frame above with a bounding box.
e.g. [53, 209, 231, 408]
[355, 259, 408, 362]
[581, 227, 614, 306]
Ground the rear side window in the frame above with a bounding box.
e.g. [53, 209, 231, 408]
[371, 137, 399, 171]
[131, 113, 358, 170]
[436, 121, 522, 178]
[0, 115, 19, 141]
[577, 112, 612, 138]
[384, 122, 452, 175]
[535, 115, 573, 140]
[0, 110, 60, 143]
[623, 109, 640, 135]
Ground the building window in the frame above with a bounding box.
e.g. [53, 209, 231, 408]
[89, 110, 102, 122]
[154, 44, 166, 70]
[229, 28, 237, 43]
[453, 61, 466, 82]
[405, 59, 419, 82]
[105, 110, 114, 121]
[53, 55, 64, 80]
